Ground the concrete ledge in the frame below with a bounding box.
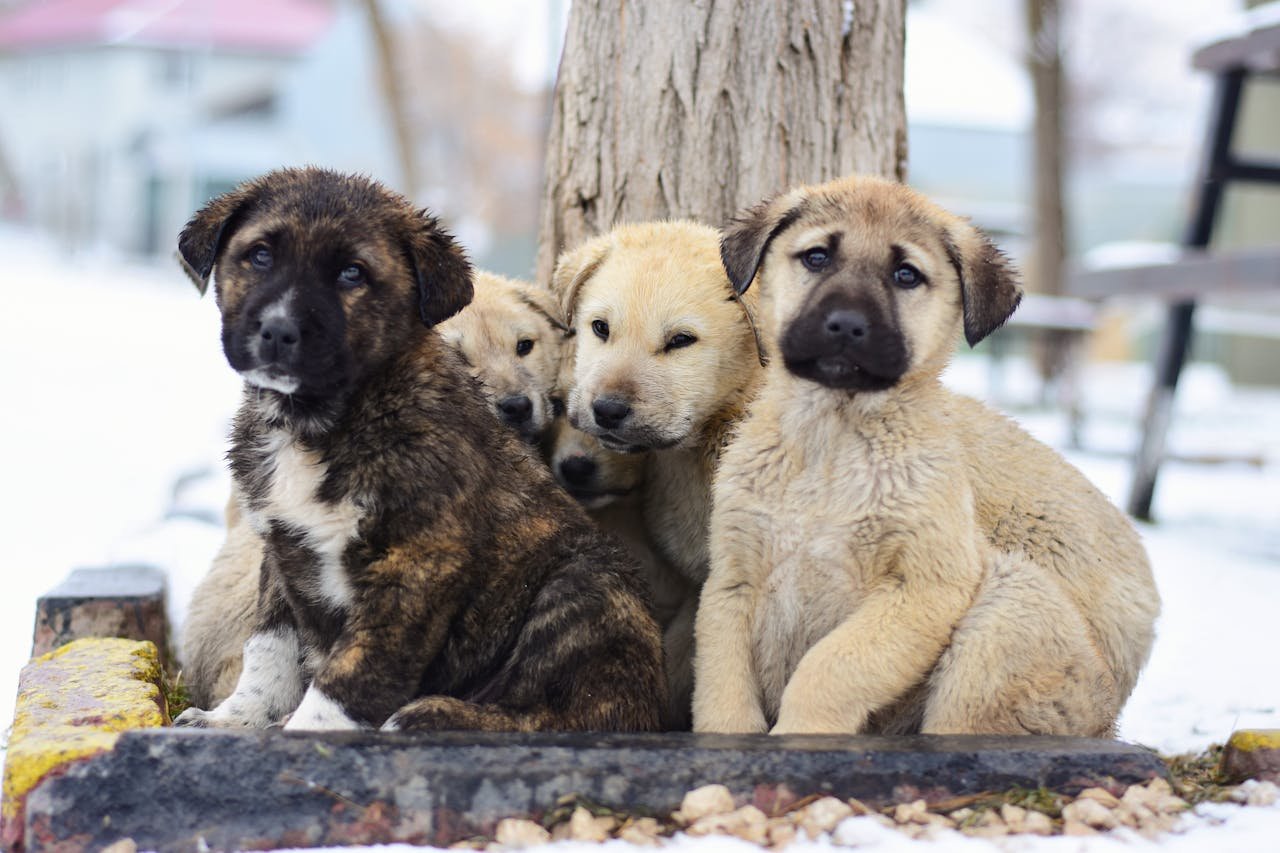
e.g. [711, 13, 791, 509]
[31, 566, 169, 668]
[20, 729, 1165, 851]
[1, 639, 168, 853]
[1222, 729, 1280, 784]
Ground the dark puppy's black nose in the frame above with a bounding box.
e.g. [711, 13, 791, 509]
[258, 317, 301, 363]
[558, 455, 597, 488]
[823, 309, 869, 343]
[592, 397, 632, 429]
[497, 395, 533, 425]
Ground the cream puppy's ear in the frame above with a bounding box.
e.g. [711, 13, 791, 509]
[719, 188, 808, 296]
[550, 234, 612, 326]
[512, 280, 571, 335]
[944, 223, 1023, 347]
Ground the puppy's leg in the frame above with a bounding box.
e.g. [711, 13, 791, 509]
[692, 536, 768, 733]
[661, 596, 697, 730]
[175, 576, 304, 728]
[922, 553, 1120, 737]
[382, 697, 550, 732]
[770, 551, 978, 735]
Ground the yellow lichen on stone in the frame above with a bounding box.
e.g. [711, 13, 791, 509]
[2, 638, 169, 822]
[1227, 730, 1280, 754]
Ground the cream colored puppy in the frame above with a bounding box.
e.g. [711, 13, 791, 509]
[693, 176, 1158, 737]
[551, 221, 764, 585]
[182, 270, 570, 707]
[437, 271, 568, 442]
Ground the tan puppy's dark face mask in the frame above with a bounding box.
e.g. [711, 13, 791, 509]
[721, 177, 1022, 392]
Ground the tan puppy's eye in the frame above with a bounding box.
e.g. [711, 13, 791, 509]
[800, 247, 830, 272]
[516, 338, 534, 356]
[665, 332, 697, 352]
[591, 319, 610, 341]
[893, 263, 924, 289]
[338, 263, 367, 289]
[248, 245, 273, 271]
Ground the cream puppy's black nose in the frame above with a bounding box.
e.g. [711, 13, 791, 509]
[592, 397, 631, 429]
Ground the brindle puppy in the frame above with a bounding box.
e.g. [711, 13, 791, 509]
[173, 167, 665, 732]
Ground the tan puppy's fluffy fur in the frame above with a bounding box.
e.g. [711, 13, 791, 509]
[551, 221, 765, 728]
[694, 176, 1158, 737]
[181, 271, 569, 709]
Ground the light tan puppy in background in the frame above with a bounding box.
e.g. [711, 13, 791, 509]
[551, 220, 766, 728]
[694, 176, 1158, 737]
[181, 270, 570, 709]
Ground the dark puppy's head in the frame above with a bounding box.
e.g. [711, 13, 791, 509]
[178, 167, 472, 408]
[720, 176, 1021, 394]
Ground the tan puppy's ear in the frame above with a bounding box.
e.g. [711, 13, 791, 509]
[177, 183, 260, 295]
[720, 190, 807, 295]
[550, 235, 611, 326]
[945, 224, 1023, 347]
[514, 280, 571, 335]
[408, 212, 474, 327]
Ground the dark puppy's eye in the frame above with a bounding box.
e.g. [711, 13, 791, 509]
[338, 264, 366, 289]
[249, 246, 272, 271]
[893, 263, 923, 289]
[665, 332, 697, 351]
[515, 338, 534, 357]
[800, 247, 830, 272]
[591, 319, 610, 341]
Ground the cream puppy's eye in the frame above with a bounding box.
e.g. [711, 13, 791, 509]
[591, 319, 610, 341]
[516, 339, 534, 356]
[893, 263, 924, 289]
[800, 247, 830, 272]
[665, 332, 697, 352]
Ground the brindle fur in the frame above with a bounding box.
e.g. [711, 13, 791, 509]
[174, 168, 665, 732]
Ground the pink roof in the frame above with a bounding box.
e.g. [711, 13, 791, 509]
[0, 0, 334, 53]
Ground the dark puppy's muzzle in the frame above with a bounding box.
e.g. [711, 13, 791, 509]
[257, 316, 301, 366]
[781, 292, 907, 391]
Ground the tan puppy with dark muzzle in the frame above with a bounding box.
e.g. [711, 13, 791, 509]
[694, 176, 1158, 737]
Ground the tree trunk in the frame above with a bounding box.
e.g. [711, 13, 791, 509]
[362, 0, 420, 197]
[1027, 0, 1069, 385]
[535, 0, 907, 285]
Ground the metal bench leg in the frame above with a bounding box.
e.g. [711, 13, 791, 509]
[1127, 70, 1243, 521]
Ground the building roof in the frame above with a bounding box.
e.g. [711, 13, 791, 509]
[0, 0, 333, 53]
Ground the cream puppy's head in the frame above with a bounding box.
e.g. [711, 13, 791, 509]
[547, 416, 646, 510]
[436, 271, 568, 441]
[720, 176, 1022, 397]
[552, 221, 762, 454]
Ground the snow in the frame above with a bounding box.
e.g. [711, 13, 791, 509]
[2, 226, 1279, 848]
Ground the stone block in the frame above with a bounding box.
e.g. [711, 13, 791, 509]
[1221, 729, 1280, 784]
[31, 566, 169, 668]
[1, 639, 169, 853]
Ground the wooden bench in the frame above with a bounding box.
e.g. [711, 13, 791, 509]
[1066, 4, 1280, 521]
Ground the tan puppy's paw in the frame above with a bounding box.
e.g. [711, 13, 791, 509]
[694, 702, 769, 735]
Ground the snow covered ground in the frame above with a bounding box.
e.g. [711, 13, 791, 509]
[1, 228, 1277, 849]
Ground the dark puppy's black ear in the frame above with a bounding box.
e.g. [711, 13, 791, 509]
[409, 212, 473, 326]
[177, 184, 258, 295]
[948, 225, 1023, 347]
[720, 190, 807, 295]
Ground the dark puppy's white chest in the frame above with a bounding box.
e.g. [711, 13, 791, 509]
[247, 429, 365, 611]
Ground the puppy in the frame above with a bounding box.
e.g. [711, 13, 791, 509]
[693, 176, 1158, 737]
[551, 221, 764, 584]
[173, 168, 665, 732]
[437, 271, 568, 442]
[551, 221, 765, 727]
[181, 269, 574, 710]
[547, 414, 696, 729]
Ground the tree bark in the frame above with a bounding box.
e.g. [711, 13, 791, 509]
[535, 0, 907, 286]
[362, 0, 421, 197]
[1027, 0, 1069, 383]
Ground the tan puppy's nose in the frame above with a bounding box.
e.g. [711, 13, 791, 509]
[824, 309, 869, 344]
